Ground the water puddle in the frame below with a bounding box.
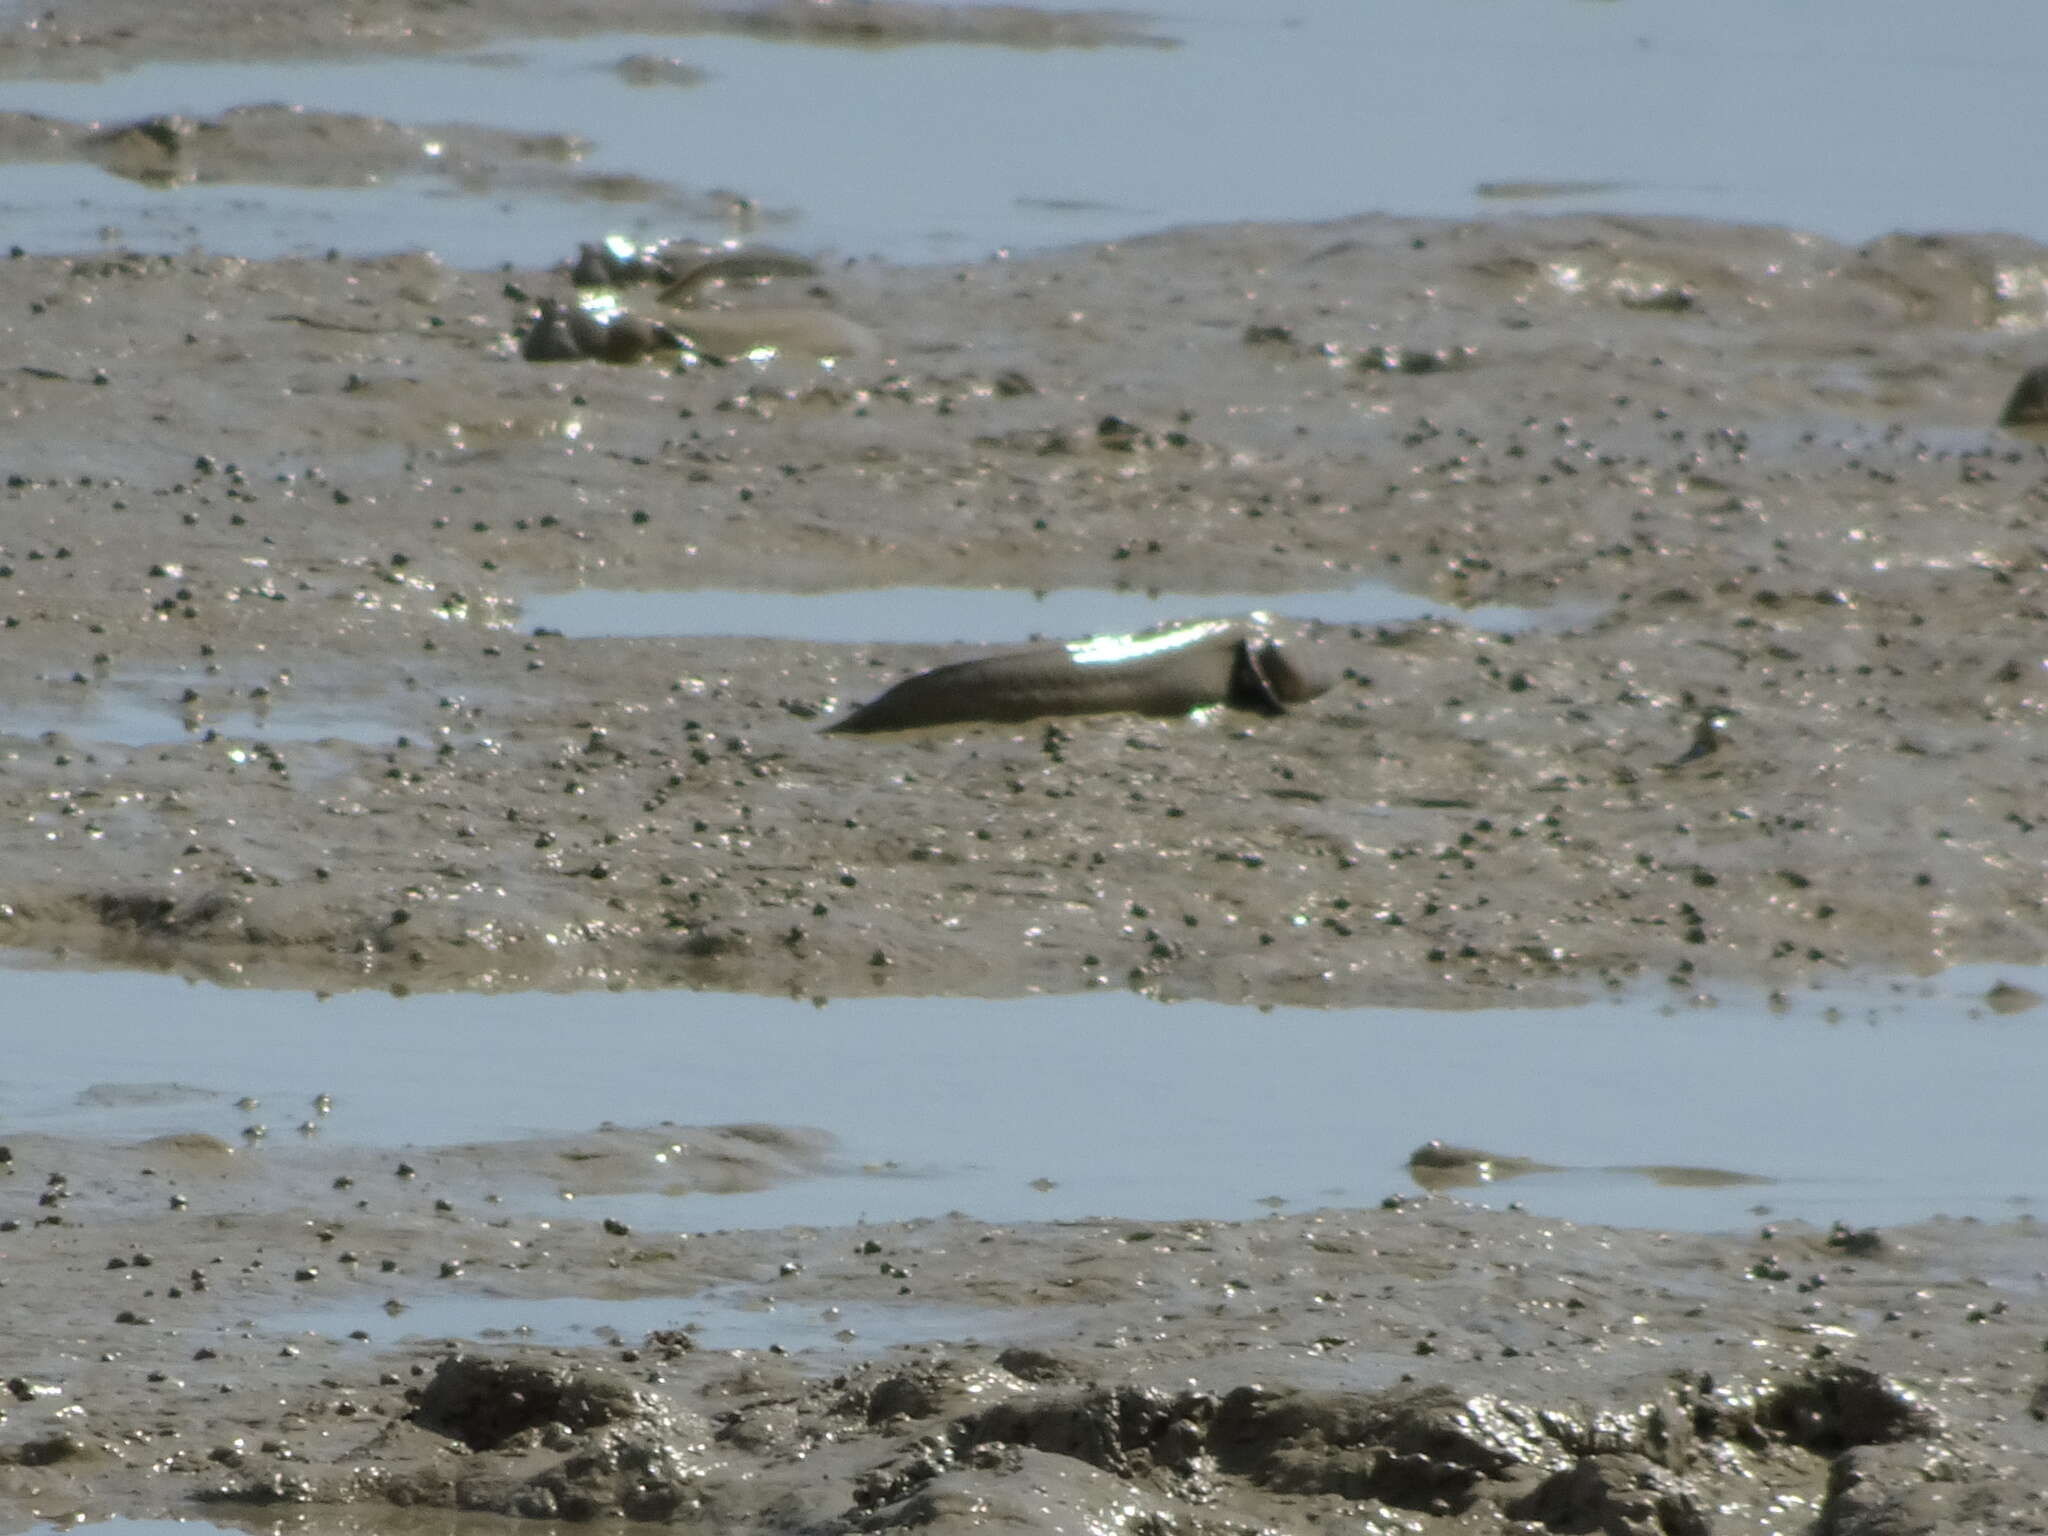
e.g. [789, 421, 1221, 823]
[5, 955, 2047, 1233]
[0, 0, 2041, 264]
[0, 650, 499, 746]
[4, 700, 400, 748]
[272, 1287, 1037, 1357]
[2, 677, 413, 747]
[2, 688, 198, 747]
[522, 581, 1599, 643]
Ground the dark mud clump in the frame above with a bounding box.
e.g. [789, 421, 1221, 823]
[409, 1355, 651, 1450]
[194, 1345, 1982, 1531]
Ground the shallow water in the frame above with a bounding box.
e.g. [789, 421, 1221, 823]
[7, 956, 2045, 1233]
[5, 679, 411, 747]
[274, 1287, 1044, 1357]
[522, 580, 1600, 643]
[3, 0, 2044, 263]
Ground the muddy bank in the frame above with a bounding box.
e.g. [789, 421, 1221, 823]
[0, 0, 1170, 79]
[0, 105, 760, 218]
[0, 214, 2044, 1002]
[1, 1125, 2045, 1532]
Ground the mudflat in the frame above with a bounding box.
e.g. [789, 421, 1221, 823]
[6, 212, 2046, 1528]
[4, 1124, 2047, 1533]
[5, 5, 2048, 1528]
[1, 213, 2044, 1004]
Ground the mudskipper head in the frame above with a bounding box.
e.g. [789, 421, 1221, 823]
[1227, 635, 1336, 715]
[1254, 638, 1334, 706]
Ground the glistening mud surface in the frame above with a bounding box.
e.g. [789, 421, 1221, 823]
[3, 214, 2047, 1002]
[4, 1127, 2048, 1533]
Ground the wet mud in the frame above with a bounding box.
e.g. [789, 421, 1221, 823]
[0, 105, 768, 222]
[4, 14, 2046, 1535]
[1, 213, 2046, 1003]
[3, 1126, 2046, 1533]
[0, 0, 1171, 79]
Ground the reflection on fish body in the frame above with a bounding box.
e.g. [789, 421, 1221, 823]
[825, 617, 1332, 734]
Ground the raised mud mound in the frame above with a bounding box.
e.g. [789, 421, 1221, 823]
[192, 1352, 1968, 1533]
[407, 1355, 653, 1451]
